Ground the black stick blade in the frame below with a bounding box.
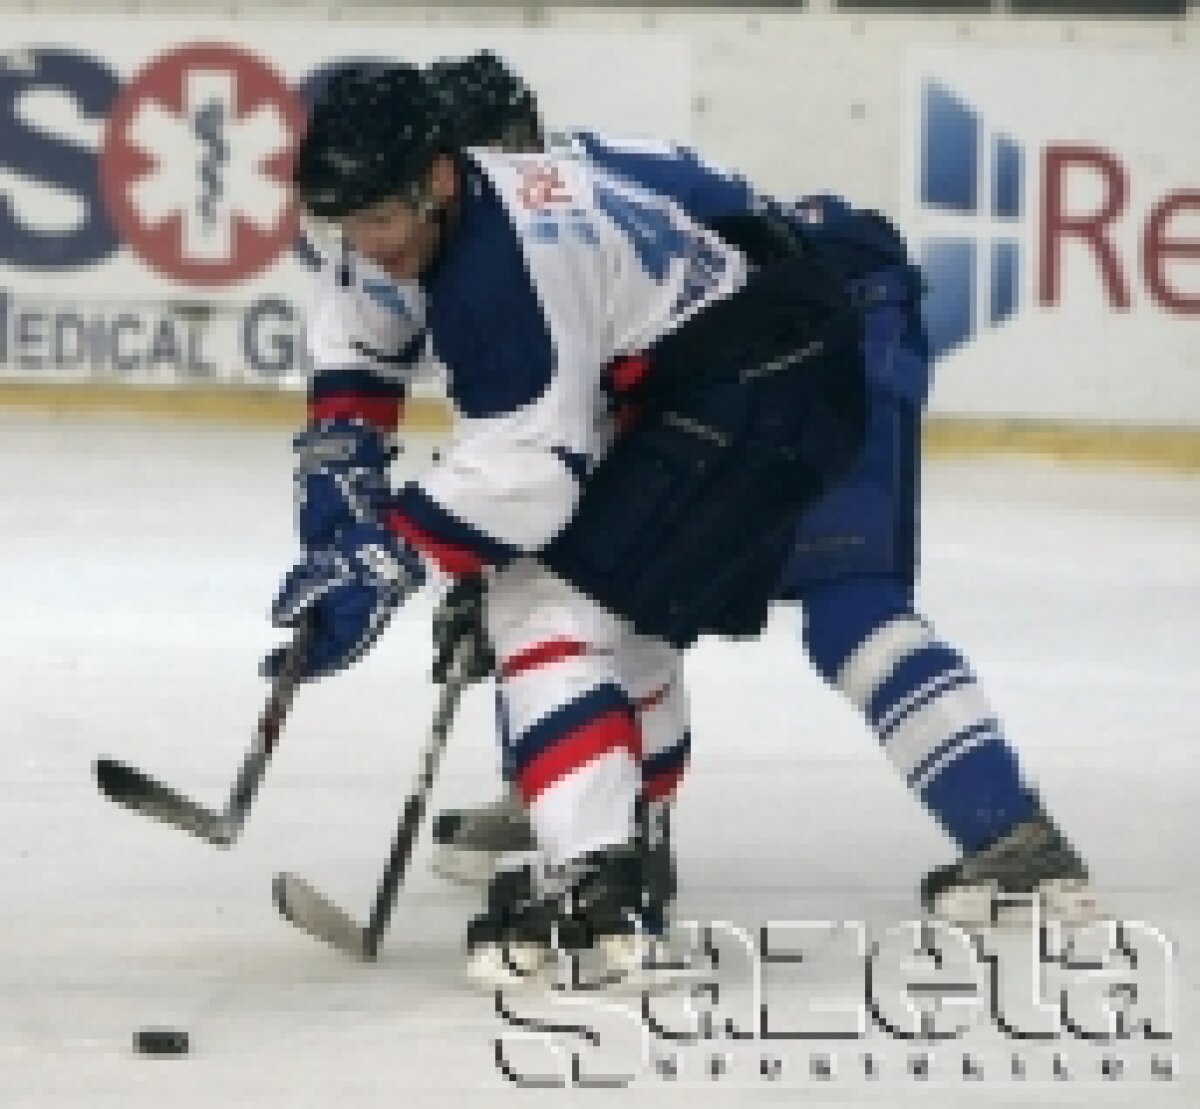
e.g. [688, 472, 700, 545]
[94, 758, 233, 846]
[273, 873, 371, 961]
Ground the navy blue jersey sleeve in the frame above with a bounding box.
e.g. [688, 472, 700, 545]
[422, 168, 554, 419]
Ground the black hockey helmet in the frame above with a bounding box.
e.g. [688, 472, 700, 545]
[294, 62, 455, 219]
[425, 51, 541, 149]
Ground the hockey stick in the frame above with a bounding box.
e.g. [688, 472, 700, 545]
[272, 637, 474, 960]
[93, 619, 313, 846]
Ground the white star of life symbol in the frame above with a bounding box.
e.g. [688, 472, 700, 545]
[124, 69, 291, 263]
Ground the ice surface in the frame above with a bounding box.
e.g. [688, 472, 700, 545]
[1, 412, 1196, 1106]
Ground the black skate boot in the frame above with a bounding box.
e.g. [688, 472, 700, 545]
[921, 811, 1096, 926]
[466, 843, 683, 991]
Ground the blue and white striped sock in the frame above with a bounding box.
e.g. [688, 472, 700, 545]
[834, 613, 1036, 853]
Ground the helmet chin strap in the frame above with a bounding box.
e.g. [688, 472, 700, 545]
[405, 175, 443, 221]
[411, 192, 439, 220]
[409, 184, 451, 244]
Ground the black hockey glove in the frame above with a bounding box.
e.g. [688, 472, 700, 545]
[432, 575, 495, 685]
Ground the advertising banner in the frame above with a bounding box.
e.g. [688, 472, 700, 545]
[0, 20, 691, 386]
[907, 45, 1199, 425]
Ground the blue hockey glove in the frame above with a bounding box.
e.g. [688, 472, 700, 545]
[294, 417, 397, 550]
[266, 523, 425, 681]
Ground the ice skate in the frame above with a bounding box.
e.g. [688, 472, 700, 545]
[466, 843, 691, 993]
[922, 812, 1097, 928]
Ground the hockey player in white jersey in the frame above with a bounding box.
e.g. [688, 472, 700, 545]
[280, 63, 865, 985]
[420, 52, 1095, 928]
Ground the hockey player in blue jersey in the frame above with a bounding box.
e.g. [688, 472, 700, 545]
[283, 62, 867, 985]
[423, 51, 1094, 928]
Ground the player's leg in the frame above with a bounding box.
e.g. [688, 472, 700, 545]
[619, 637, 690, 930]
[431, 625, 691, 898]
[427, 577, 532, 884]
[800, 574, 1093, 923]
[464, 559, 660, 986]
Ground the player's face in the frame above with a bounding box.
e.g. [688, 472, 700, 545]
[338, 196, 436, 281]
[338, 156, 457, 281]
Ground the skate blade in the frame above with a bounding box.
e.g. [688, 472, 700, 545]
[430, 844, 504, 888]
[931, 878, 1103, 930]
[467, 942, 548, 990]
[468, 935, 701, 995]
[1039, 877, 1102, 925]
[585, 934, 704, 995]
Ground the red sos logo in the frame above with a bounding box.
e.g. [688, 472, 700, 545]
[99, 43, 305, 285]
[0, 44, 375, 284]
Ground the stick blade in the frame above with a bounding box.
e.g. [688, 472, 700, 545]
[94, 758, 233, 846]
[273, 873, 371, 960]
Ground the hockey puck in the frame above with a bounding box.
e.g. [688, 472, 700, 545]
[133, 1028, 189, 1055]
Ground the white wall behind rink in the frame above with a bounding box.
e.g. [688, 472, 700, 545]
[556, 12, 1199, 428]
[0, 7, 1195, 428]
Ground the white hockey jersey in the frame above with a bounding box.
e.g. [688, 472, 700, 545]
[380, 149, 748, 576]
[303, 131, 755, 387]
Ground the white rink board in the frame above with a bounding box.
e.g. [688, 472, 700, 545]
[0, 11, 1196, 425]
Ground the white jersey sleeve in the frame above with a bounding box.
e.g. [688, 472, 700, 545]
[303, 248, 440, 429]
[305, 252, 430, 380]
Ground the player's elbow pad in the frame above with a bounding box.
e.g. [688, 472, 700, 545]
[417, 440, 585, 555]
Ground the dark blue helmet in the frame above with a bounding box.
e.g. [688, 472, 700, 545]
[294, 62, 455, 218]
[425, 51, 541, 150]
